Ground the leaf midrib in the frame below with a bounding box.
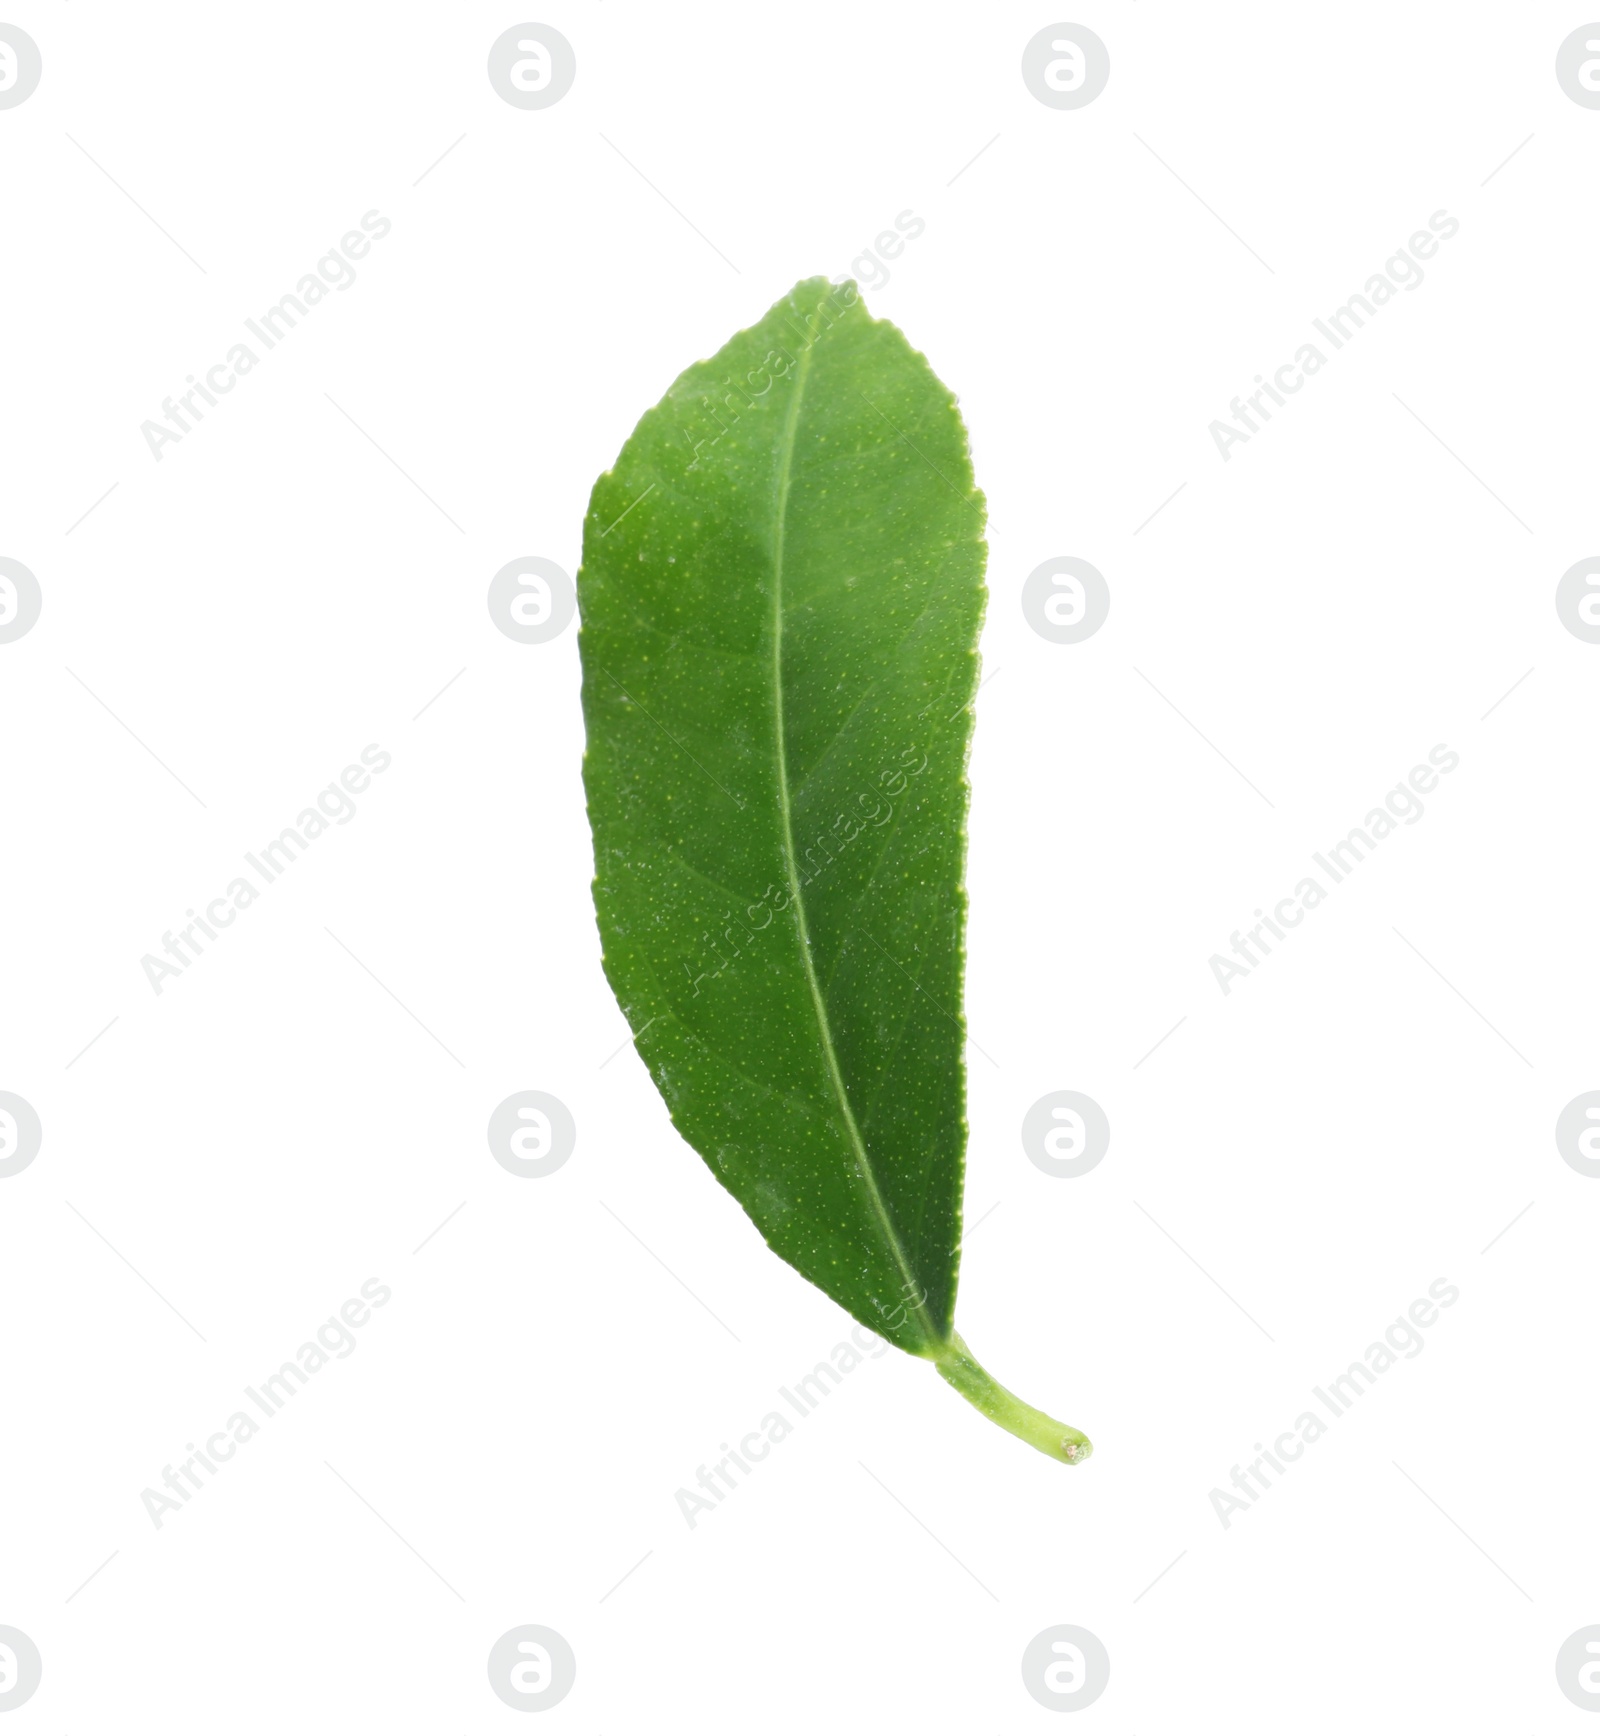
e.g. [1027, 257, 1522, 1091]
[768, 303, 941, 1352]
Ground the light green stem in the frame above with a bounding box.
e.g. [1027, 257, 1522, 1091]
[931, 1332, 1092, 1465]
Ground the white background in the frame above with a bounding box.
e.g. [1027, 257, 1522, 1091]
[3, 2, 1597, 1728]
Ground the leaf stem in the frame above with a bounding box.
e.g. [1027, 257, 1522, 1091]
[931, 1333, 1092, 1465]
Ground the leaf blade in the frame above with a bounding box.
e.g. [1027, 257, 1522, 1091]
[578, 277, 986, 1354]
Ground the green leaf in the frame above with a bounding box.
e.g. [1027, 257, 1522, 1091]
[578, 278, 1090, 1464]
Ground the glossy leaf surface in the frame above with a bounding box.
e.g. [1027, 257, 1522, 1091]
[578, 277, 984, 1356]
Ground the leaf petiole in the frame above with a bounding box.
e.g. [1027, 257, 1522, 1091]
[931, 1334, 1092, 1465]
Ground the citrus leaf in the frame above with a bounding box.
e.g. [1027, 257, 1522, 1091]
[578, 277, 1089, 1464]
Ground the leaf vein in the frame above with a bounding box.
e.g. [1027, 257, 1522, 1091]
[770, 294, 939, 1350]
